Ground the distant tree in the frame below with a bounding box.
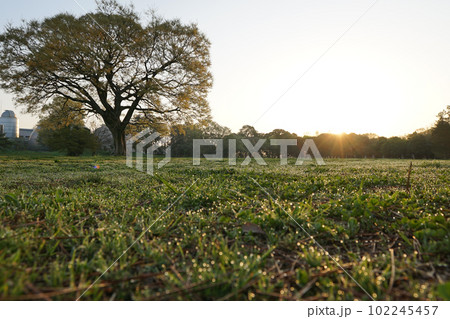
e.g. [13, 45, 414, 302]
[407, 132, 432, 159]
[223, 133, 245, 157]
[39, 125, 98, 156]
[238, 125, 259, 138]
[37, 98, 98, 155]
[313, 134, 335, 157]
[381, 137, 408, 158]
[363, 133, 378, 139]
[0, 0, 212, 155]
[430, 106, 450, 158]
[38, 97, 85, 130]
[203, 121, 231, 138]
[373, 137, 387, 158]
[169, 120, 230, 157]
[0, 131, 11, 150]
[263, 129, 298, 158]
[170, 124, 204, 157]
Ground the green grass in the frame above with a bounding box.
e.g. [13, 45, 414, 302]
[0, 153, 449, 300]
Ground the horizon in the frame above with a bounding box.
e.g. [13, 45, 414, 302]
[0, 106, 440, 139]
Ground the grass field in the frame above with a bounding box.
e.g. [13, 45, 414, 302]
[0, 153, 449, 300]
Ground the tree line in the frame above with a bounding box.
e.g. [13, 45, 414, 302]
[167, 106, 449, 160]
[1, 104, 448, 159]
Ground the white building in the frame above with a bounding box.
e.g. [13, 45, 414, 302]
[19, 128, 34, 139]
[0, 110, 37, 142]
[0, 110, 19, 138]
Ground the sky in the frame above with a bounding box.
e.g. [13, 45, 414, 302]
[0, 0, 449, 137]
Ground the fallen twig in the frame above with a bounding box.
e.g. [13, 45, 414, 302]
[406, 161, 412, 192]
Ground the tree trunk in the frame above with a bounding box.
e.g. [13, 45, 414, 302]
[108, 125, 126, 156]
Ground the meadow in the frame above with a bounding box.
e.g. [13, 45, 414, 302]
[0, 153, 448, 300]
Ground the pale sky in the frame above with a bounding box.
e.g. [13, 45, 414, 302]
[1, 0, 449, 137]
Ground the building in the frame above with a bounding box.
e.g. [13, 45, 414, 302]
[0, 110, 19, 138]
[0, 110, 37, 143]
[19, 128, 34, 139]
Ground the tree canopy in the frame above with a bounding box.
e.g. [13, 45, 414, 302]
[0, 0, 212, 154]
[38, 97, 85, 130]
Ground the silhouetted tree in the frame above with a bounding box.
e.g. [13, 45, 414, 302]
[430, 106, 450, 159]
[37, 98, 98, 155]
[39, 125, 98, 156]
[407, 132, 433, 159]
[203, 121, 231, 138]
[0, 131, 11, 150]
[263, 129, 298, 158]
[238, 125, 259, 138]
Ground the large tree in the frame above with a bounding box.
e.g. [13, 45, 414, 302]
[0, 0, 212, 154]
